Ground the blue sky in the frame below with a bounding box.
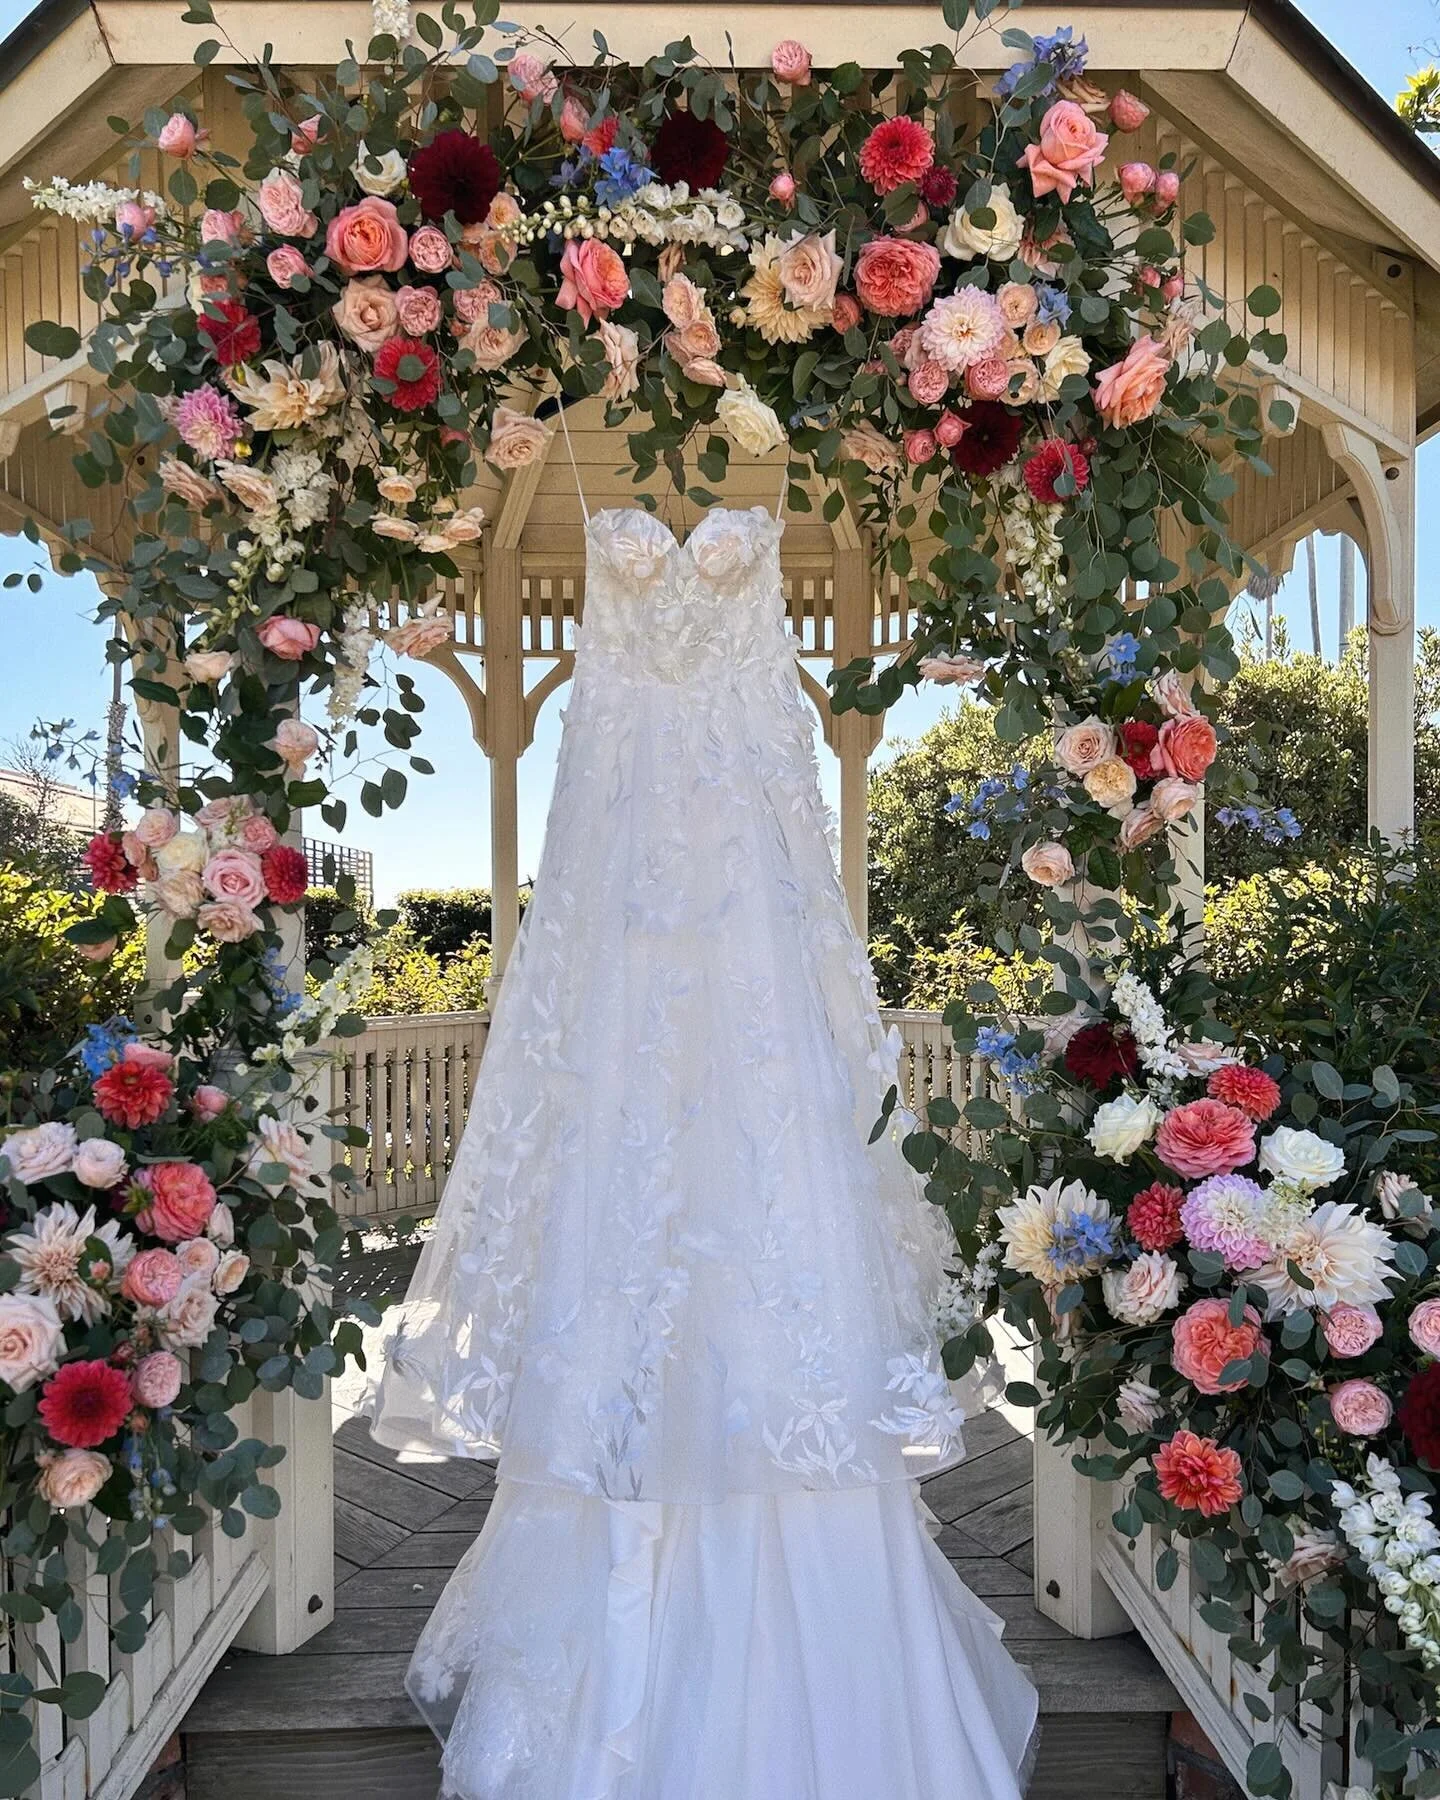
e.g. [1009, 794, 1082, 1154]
[1, 0, 1435, 901]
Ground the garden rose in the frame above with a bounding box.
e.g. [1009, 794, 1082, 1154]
[1172, 1297, 1265, 1394]
[408, 226, 454, 274]
[1155, 1098, 1256, 1179]
[1093, 336, 1171, 428]
[1156, 170, 1181, 208]
[257, 615, 320, 660]
[907, 359, 950, 406]
[2, 1122, 76, 1185]
[903, 428, 938, 465]
[131, 1351, 183, 1409]
[1084, 757, 1138, 814]
[151, 869, 203, 917]
[1259, 1126, 1346, 1191]
[485, 407, 550, 471]
[1119, 162, 1157, 206]
[333, 276, 400, 352]
[769, 171, 797, 207]
[207, 1203, 236, 1247]
[71, 1138, 127, 1190]
[191, 1085, 230, 1122]
[1153, 669, 1200, 718]
[853, 238, 940, 317]
[1324, 1304, 1384, 1358]
[134, 1164, 216, 1242]
[197, 900, 261, 943]
[114, 200, 155, 239]
[1329, 1378, 1392, 1437]
[213, 1250, 251, 1296]
[776, 231, 841, 312]
[939, 185, 1024, 262]
[1103, 1252, 1184, 1326]
[771, 39, 812, 84]
[1020, 841, 1074, 887]
[1150, 776, 1201, 823]
[1089, 1092, 1162, 1162]
[176, 1237, 220, 1283]
[248, 1117, 316, 1191]
[556, 239, 629, 325]
[202, 847, 266, 909]
[1119, 805, 1165, 850]
[121, 1248, 184, 1307]
[257, 168, 317, 238]
[325, 196, 408, 274]
[395, 285, 443, 335]
[184, 649, 232, 684]
[200, 208, 244, 245]
[37, 1446, 112, 1507]
[597, 321, 641, 400]
[354, 143, 407, 197]
[1110, 91, 1151, 132]
[1153, 1430, 1243, 1516]
[1157, 714, 1218, 782]
[1116, 1379, 1163, 1434]
[157, 113, 202, 157]
[273, 718, 320, 773]
[1410, 1298, 1440, 1357]
[0, 1295, 63, 1392]
[717, 381, 785, 458]
[1273, 1528, 1344, 1590]
[840, 422, 901, 474]
[158, 1286, 219, 1351]
[1054, 715, 1116, 776]
[1019, 101, 1109, 201]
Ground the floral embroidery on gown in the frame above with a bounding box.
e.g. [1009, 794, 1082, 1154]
[371, 502, 1038, 1798]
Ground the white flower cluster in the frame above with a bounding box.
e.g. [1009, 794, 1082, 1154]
[934, 1242, 1003, 1340]
[1332, 1455, 1440, 1671]
[328, 600, 376, 725]
[270, 446, 335, 532]
[995, 480, 1065, 607]
[1110, 969, 1190, 1085]
[610, 182, 749, 252]
[24, 175, 167, 224]
[256, 941, 376, 1069]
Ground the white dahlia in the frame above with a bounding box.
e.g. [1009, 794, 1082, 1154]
[9, 1203, 134, 1324]
[1254, 1201, 1397, 1315]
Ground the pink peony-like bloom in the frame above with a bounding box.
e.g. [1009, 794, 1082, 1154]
[266, 246, 309, 289]
[157, 113, 203, 158]
[200, 208, 244, 246]
[1110, 90, 1150, 132]
[257, 168, 317, 238]
[907, 359, 950, 406]
[325, 197, 409, 275]
[966, 358, 1011, 401]
[919, 288, 1006, 372]
[771, 39, 812, 84]
[854, 238, 940, 318]
[508, 50, 558, 104]
[1093, 336, 1171, 429]
[1155, 170, 1181, 208]
[832, 293, 862, 334]
[257, 615, 321, 660]
[858, 116, 935, 194]
[197, 900, 260, 943]
[1330, 1378, 1393, 1437]
[190, 1085, 230, 1122]
[1179, 1174, 1270, 1271]
[935, 410, 966, 448]
[36, 1447, 111, 1508]
[115, 201, 155, 239]
[1172, 1296, 1265, 1394]
[1157, 713, 1218, 782]
[333, 276, 400, 352]
[1019, 100, 1109, 201]
[174, 385, 243, 462]
[1020, 841, 1075, 887]
[903, 428, 939, 465]
[1119, 162, 1157, 206]
[121, 1248, 185, 1308]
[202, 847, 266, 909]
[131, 1351, 183, 1409]
[769, 171, 797, 207]
[408, 226, 455, 274]
[1324, 1303, 1384, 1358]
[290, 115, 323, 156]
[395, 284, 443, 335]
[1153, 1431, 1244, 1517]
[1409, 1297, 1440, 1358]
[237, 814, 279, 854]
[556, 238, 629, 325]
[134, 1162, 217, 1243]
[1155, 1098, 1257, 1180]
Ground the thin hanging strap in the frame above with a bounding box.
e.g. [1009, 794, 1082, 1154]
[776, 456, 788, 521]
[555, 402, 590, 523]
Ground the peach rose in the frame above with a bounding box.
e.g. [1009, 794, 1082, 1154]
[333, 276, 400, 352]
[840, 421, 902, 474]
[257, 615, 320, 660]
[395, 285, 443, 335]
[1329, 1379, 1392, 1437]
[135, 1163, 216, 1242]
[150, 869, 203, 918]
[202, 847, 266, 908]
[1409, 1298, 1440, 1357]
[1022, 319, 1062, 357]
[1157, 714, 1218, 782]
[184, 649, 233, 684]
[0, 1295, 63, 1392]
[201, 208, 244, 246]
[997, 282, 1038, 327]
[176, 1237, 221, 1283]
[1084, 757, 1137, 813]
[662, 275, 707, 330]
[771, 39, 812, 84]
[213, 1250, 250, 1295]
[1118, 804, 1165, 850]
[1093, 336, 1171, 429]
[157, 114, 202, 158]
[257, 168, 318, 238]
[197, 900, 261, 943]
[1054, 715, 1116, 776]
[484, 406, 551, 471]
[325, 197, 408, 275]
[776, 230, 841, 312]
[597, 320, 640, 400]
[1150, 776, 1201, 823]
[1172, 1296, 1264, 1394]
[557, 239, 629, 325]
[1019, 100, 1109, 201]
[237, 815, 279, 854]
[408, 226, 455, 274]
[273, 718, 320, 773]
[121, 1248, 185, 1307]
[132, 807, 179, 850]
[853, 238, 940, 318]
[1324, 1304, 1384, 1358]
[1021, 841, 1075, 887]
[37, 1448, 111, 1508]
[131, 1351, 183, 1409]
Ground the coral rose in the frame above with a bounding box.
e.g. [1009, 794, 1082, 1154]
[1155, 1098, 1256, 1180]
[1172, 1297, 1265, 1394]
[134, 1162, 216, 1242]
[131, 1351, 183, 1409]
[1323, 1304, 1383, 1358]
[157, 113, 202, 158]
[1157, 713, 1218, 782]
[556, 239, 629, 325]
[325, 197, 408, 275]
[1093, 336, 1171, 429]
[121, 1248, 184, 1307]
[1019, 100, 1109, 201]
[1153, 1431, 1243, 1517]
[771, 39, 812, 84]
[1331, 1378, 1393, 1438]
[333, 277, 400, 352]
[258, 615, 320, 660]
[853, 238, 940, 318]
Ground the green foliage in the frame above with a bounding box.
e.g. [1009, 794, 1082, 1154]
[0, 871, 142, 1071]
[304, 885, 375, 963]
[356, 923, 492, 1016]
[397, 887, 495, 960]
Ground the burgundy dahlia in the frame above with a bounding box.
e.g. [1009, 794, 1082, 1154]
[949, 402, 1024, 479]
[407, 129, 502, 225]
[1064, 1021, 1139, 1092]
[1399, 1363, 1440, 1467]
[919, 166, 959, 209]
[650, 109, 730, 189]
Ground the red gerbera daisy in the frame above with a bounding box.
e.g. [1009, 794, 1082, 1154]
[82, 833, 137, 895]
[261, 844, 308, 906]
[38, 1359, 133, 1448]
[919, 165, 958, 209]
[650, 109, 730, 189]
[93, 1059, 173, 1130]
[407, 129, 503, 225]
[372, 338, 442, 413]
[1022, 439, 1090, 504]
[1206, 1064, 1283, 1123]
[858, 116, 935, 195]
[196, 298, 261, 368]
[1400, 1363, 1440, 1467]
[950, 402, 1024, 479]
[1128, 1182, 1186, 1252]
[1119, 720, 1160, 777]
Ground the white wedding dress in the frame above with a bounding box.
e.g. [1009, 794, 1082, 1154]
[371, 489, 1038, 1799]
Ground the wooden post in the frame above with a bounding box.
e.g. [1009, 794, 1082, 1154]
[828, 516, 882, 938]
[485, 545, 524, 985]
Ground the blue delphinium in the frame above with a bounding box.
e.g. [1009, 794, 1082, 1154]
[945, 765, 1040, 842]
[1034, 284, 1072, 327]
[974, 1025, 1042, 1094]
[1216, 804, 1302, 846]
[595, 145, 651, 208]
[261, 946, 302, 1018]
[79, 1016, 138, 1081]
[1101, 632, 1140, 682]
[1046, 1209, 1119, 1274]
[996, 27, 1089, 99]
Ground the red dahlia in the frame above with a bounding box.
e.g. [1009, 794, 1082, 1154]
[1128, 1182, 1186, 1252]
[950, 403, 1025, 479]
[1400, 1363, 1440, 1467]
[1022, 439, 1090, 504]
[39, 1359, 133, 1448]
[1064, 1021, 1139, 1091]
[1119, 720, 1160, 777]
[857, 116, 935, 195]
[82, 833, 137, 895]
[407, 129, 502, 224]
[919, 166, 959, 208]
[261, 844, 308, 905]
[93, 1059, 173, 1130]
[1206, 1064, 1282, 1123]
[373, 338, 442, 413]
[197, 298, 261, 367]
[650, 109, 730, 189]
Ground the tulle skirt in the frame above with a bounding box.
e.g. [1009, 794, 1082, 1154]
[408, 1477, 1039, 1800]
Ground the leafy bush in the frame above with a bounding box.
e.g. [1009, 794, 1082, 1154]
[397, 888, 494, 959]
[356, 924, 492, 1016]
[0, 871, 143, 1072]
[305, 886, 375, 963]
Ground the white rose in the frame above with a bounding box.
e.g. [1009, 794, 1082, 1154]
[2, 1123, 77, 1185]
[715, 198, 745, 232]
[175, 1237, 220, 1282]
[1037, 333, 1092, 401]
[717, 379, 785, 458]
[158, 1284, 219, 1350]
[1087, 1093, 1161, 1162]
[1259, 1126, 1346, 1192]
[213, 1249, 250, 1295]
[1103, 1253, 1185, 1326]
[939, 184, 1024, 262]
[206, 1202, 236, 1247]
[71, 1138, 128, 1189]
[354, 143, 407, 198]
[0, 1294, 64, 1392]
[154, 830, 207, 876]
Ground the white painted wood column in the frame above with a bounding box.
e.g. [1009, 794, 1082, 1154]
[485, 544, 525, 982]
[828, 516, 882, 938]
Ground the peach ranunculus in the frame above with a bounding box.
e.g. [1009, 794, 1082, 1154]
[853, 238, 941, 318]
[1157, 714, 1218, 782]
[1018, 100, 1109, 202]
[484, 406, 551, 471]
[1155, 1098, 1257, 1180]
[776, 230, 842, 313]
[1054, 715, 1116, 776]
[1329, 1378, 1393, 1437]
[1171, 1296, 1265, 1394]
[197, 899, 261, 943]
[333, 276, 400, 352]
[202, 847, 266, 909]
[556, 239, 629, 325]
[324, 196, 408, 275]
[1021, 841, 1075, 887]
[37, 1447, 112, 1508]
[257, 615, 321, 660]
[395, 285, 443, 335]
[257, 169, 318, 238]
[1093, 335, 1171, 429]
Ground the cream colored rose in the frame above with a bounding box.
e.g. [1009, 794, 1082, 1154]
[1118, 804, 1164, 850]
[1150, 776, 1200, 823]
[1054, 715, 1116, 775]
[0, 1293, 63, 1391]
[775, 230, 842, 312]
[354, 142, 407, 198]
[2, 1123, 76, 1185]
[71, 1138, 127, 1189]
[36, 1448, 111, 1508]
[717, 379, 785, 458]
[376, 468, 419, 505]
[371, 515, 420, 541]
[1088, 1093, 1161, 1161]
[940, 184, 1024, 261]
[158, 1284, 219, 1350]
[1103, 1252, 1184, 1326]
[213, 1249, 250, 1295]
[1259, 1127, 1347, 1192]
[484, 407, 551, 471]
[154, 830, 207, 876]
[1021, 840, 1075, 886]
[150, 869, 204, 917]
[207, 1202, 236, 1247]
[1037, 333, 1092, 400]
[1152, 669, 1199, 718]
[1083, 756, 1137, 814]
[597, 320, 640, 400]
[183, 649, 233, 685]
[176, 1236, 221, 1282]
[1022, 319, 1062, 357]
[334, 277, 400, 352]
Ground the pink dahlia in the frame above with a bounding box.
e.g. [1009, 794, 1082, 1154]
[82, 833, 136, 895]
[1153, 1430, 1244, 1517]
[38, 1359, 133, 1449]
[174, 385, 244, 461]
[1127, 1182, 1185, 1253]
[858, 117, 935, 195]
[919, 288, 1005, 372]
[1155, 1098, 1256, 1180]
[1023, 440, 1090, 505]
[1179, 1174, 1270, 1270]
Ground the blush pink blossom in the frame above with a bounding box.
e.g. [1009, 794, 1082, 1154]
[935, 411, 966, 448]
[556, 239, 629, 325]
[131, 1351, 183, 1409]
[325, 197, 409, 275]
[266, 246, 309, 289]
[903, 428, 939, 465]
[1323, 1304, 1384, 1358]
[832, 293, 862, 333]
[1155, 170, 1181, 208]
[1110, 90, 1150, 132]
[408, 226, 455, 274]
[114, 201, 155, 239]
[157, 113, 204, 158]
[257, 168, 318, 238]
[395, 285, 443, 334]
[1119, 162, 1157, 206]
[290, 116, 323, 156]
[257, 616, 321, 660]
[134, 1162, 217, 1242]
[201, 208, 244, 246]
[907, 359, 950, 406]
[1409, 1298, 1440, 1358]
[1330, 1379, 1393, 1437]
[197, 900, 260, 943]
[1155, 1098, 1257, 1180]
[1019, 100, 1109, 201]
[202, 847, 267, 909]
[237, 815, 280, 854]
[190, 1085, 230, 1122]
[121, 1248, 185, 1307]
[508, 51, 557, 103]
[771, 40, 813, 85]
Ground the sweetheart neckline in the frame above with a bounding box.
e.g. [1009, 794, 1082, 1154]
[584, 505, 785, 554]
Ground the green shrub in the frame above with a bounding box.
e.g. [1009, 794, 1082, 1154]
[356, 923, 493, 1016]
[304, 885, 375, 963]
[0, 870, 144, 1073]
[396, 886, 530, 959]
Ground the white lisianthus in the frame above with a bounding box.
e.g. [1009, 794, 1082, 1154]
[716, 379, 786, 458]
[354, 142, 407, 197]
[939, 184, 1024, 261]
[1102, 1253, 1184, 1326]
[1087, 1093, 1161, 1162]
[1259, 1126, 1346, 1191]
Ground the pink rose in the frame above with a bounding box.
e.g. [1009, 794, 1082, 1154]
[1172, 1297, 1265, 1394]
[903, 428, 938, 465]
[176, 1237, 221, 1283]
[197, 900, 260, 942]
[1324, 1304, 1384, 1358]
[325, 197, 409, 275]
[115, 201, 155, 239]
[190, 1085, 230, 1122]
[770, 172, 797, 206]
[157, 113, 202, 158]
[1153, 670, 1200, 719]
[291, 116, 323, 156]
[1020, 841, 1075, 887]
[121, 1247, 185, 1307]
[1093, 336, 1171, 429]
[131, 1351, 183, 1409]
[202, 847, 266, 908]
[935, 410, 966, 448]
[1330, 1379, 1393, 1437]
[132, 807, 179, 849]
[1110, 91, 1150, 132]
[237, 814, 279, 854]
[832, 293, 862, 333]
[123, 1043, 174, 1076]
[484, 406, 551, 471]
[559, 96, 589, 143]
[257, 168, 318, 238]
[408, 226, 455, 274]
[1118, 805, 1165, 850]
[1149, 776, 1201, 823]
[907, 359, 950, 406]
[135, 1162, 217, 1243]
[1055, 715, 1116, 775]
[1119, 162, 1157, 207]
[1409, 1298, 1440, 1358]
[1157, 714, 1218, 782]
[158, 1286, 219, 1350]
[1155, 1099, 1256, 1180]
[333, 276, 400, 351]
[273, 718, 320, 773]
[1019, 100, 1109, 201]
[771, 39, 812, 85]
[557, 239, 629, 325]
[508, 50, 557, 103]
[257, 615, 320, 660]
[201, 208, 244, 246]
[1155, 170, 1181, 208]
[853, 238, 940, 318]
[395, 285, 443, 335]
[267, 246, 309, 289]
